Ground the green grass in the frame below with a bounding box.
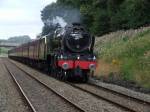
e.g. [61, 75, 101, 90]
[97, 29, 150, 88]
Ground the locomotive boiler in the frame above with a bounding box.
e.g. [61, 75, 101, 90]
[8, 23, 96, 82]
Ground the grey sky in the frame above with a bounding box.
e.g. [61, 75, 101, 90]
[0, 0, 56, 39]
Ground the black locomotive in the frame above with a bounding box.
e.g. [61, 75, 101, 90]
[8, 23, 97, 82]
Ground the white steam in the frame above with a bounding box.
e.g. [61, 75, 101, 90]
[52, 16, 67, 27]
[44, 16, 67, 27]
[43, 7, 81, 28]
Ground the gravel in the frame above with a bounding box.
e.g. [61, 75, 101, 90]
[5, 59, 82, 112]
[93, 76, 150, 94]
[0, 58, 31, 112]
[89, 78, 150, 104]
[73, 83, 150, 112]
[10, 59, 130, 112]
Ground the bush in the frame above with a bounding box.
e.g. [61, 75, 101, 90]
[41, 0, 150, 36]
[99, 29, 150, 88]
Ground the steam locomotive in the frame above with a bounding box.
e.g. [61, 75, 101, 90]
[8, 23, 96, 82]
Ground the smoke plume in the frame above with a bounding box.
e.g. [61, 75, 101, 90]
[43, 6, 81, 28]
[44, 16, 67, 27]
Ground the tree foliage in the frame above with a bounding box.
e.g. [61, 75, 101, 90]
[41, 0, 150, 36]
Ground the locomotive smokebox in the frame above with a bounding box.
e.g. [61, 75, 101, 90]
[62, 23, 94, 53]
[49, 22, 95, 53]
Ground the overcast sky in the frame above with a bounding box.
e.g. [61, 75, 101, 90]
[0, 0, 56, 39]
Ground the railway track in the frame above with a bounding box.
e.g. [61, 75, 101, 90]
[68, 82, 150, 112]
[7, 59, 130, 112]
[3, 60, 84, 112]
[4, 63, 37, 112]
[7, 59, 150, 112]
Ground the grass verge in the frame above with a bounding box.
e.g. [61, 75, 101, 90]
[95, 29, 150, 90]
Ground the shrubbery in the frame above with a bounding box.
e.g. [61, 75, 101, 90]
[99, 29, 150, 88]
[41, 0, 150, 36]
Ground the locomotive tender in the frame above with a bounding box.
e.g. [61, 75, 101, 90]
[8, 23, 96, 82]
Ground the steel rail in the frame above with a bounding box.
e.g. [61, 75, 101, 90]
[88, 82, 150, 104]
[68, 82, 150, 112]
[3, 63, 37, 112]
[9, 59, 150, 112]
[8, 60, 85, 112]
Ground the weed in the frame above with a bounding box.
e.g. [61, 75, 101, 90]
[95, 28, 150, 88]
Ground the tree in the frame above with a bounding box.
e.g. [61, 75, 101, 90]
[91, 10, 110, 35]
[41, 0, 150, 37]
